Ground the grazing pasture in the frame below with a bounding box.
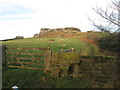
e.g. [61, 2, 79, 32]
[2, 37, 99, 55]
[2, 32, 119, 88]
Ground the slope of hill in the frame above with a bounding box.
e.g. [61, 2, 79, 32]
[2, 30, 119, 88]
[3, 29, 118, 57]
[2, 30, 111, 56]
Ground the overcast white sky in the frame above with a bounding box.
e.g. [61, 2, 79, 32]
[0, 0, 112, 40]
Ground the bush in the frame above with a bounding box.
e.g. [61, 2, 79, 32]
[97, 34, 120, 54]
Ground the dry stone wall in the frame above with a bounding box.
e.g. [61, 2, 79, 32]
[48, 52, 117, 88]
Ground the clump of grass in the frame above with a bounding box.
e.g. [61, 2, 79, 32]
[2, 69, 53, 88]
[52, 77, 90, 88]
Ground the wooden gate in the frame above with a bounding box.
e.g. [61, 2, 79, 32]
[4, 47, 50, 70]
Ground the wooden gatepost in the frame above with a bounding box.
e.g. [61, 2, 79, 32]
[44, 46, 52, 72]
[1, 45, 7, 67]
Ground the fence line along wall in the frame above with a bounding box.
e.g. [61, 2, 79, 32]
[2, 45, 52, 71]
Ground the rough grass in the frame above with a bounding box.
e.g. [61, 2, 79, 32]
[2, 37, 99, 55]
[2, 32, 119, 88]
[2, 68, 91, 88]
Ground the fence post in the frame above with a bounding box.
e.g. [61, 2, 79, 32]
[44, 48, 52, 72]
[0, 45, 4, 90]
[1, 45, 7, 66]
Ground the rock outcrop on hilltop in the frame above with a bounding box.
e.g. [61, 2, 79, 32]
[15, 36, 24, 39]
[33, 27, 81, 38]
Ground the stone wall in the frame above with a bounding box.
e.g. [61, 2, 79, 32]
[49, 52, 118, 88]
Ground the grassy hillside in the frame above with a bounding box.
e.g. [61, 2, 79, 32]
[3, 39, 95, 55]
[2, 31, 106, 55]
[2, 31, 119, 88]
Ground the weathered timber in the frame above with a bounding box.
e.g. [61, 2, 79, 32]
[1, 45, 7, 65]
[44, 50, 52, 71]
[4, 46, 49, 70]
[7, 65, 44, 70]
[7, 47, 49, 50]
[7, 52, 43, 56]
[8, 61, 44, 65]
[7, 57, 44, 61]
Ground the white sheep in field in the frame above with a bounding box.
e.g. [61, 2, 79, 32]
[59, 48, 75, 52]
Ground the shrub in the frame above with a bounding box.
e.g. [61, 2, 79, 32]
[97, 34, 120, 55]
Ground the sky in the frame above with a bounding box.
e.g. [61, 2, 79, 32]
[0, 0, 112, 40]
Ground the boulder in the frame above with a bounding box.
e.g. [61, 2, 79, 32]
[34, 33, 39, 38]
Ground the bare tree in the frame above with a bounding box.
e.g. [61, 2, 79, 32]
[89, 1, 120, 88]
[89, 1, 120, 33]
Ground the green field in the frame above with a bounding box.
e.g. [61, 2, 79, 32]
[2, 36, 100, 70]
[2, 37, 99, 55]
[2, 32, 119, 88]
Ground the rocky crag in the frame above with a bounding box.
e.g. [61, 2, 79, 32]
[33, 27, 81, 38]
